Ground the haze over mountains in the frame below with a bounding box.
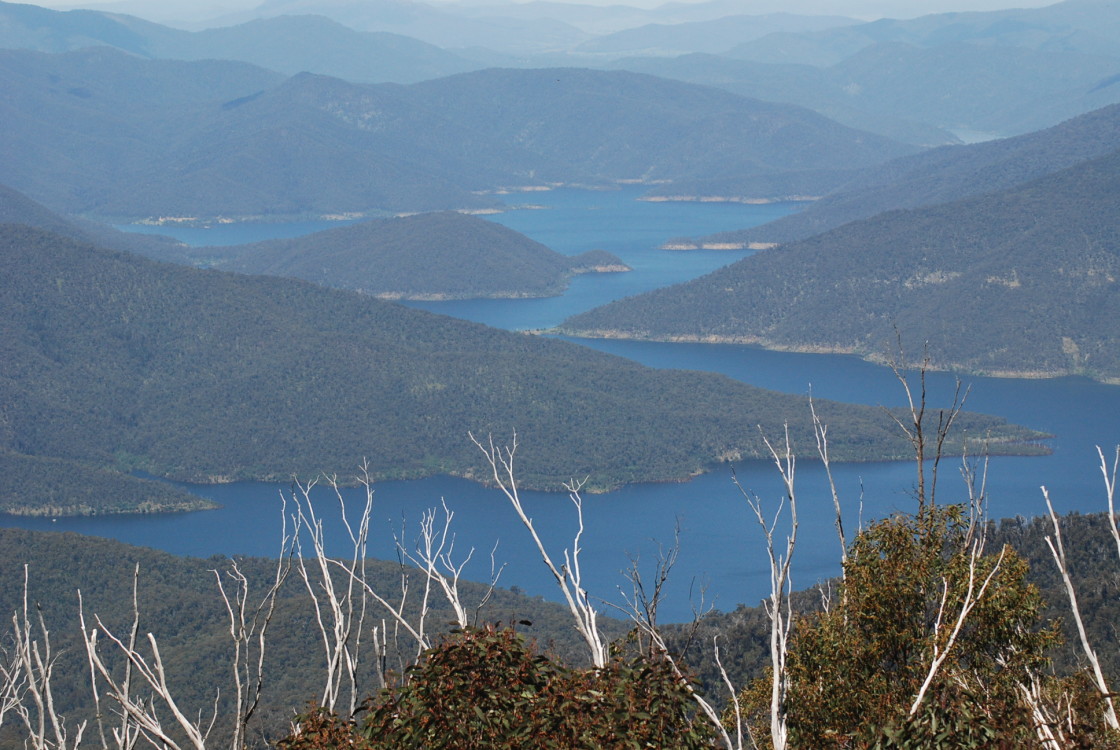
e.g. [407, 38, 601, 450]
[0, 44, 913, 221]
[3, 0, 1119, 145]
[0, 0, 1116, 508]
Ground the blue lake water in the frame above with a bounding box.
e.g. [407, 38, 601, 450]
[11, 187, 1120, 623]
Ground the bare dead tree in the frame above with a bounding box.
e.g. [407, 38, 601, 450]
[79, 592, 218, 750]
[1042, 473, 1120, 731]
[395, 499, 504, 632]
[80, 565, 142, 750]
[11, 565, 87, 750]
[0, 612, 27, 732]
[731, 425, 799, 750]
[212, 506, 294, 750]
[288, 469, 379, 714]
[471, 432, 609, 669]
[885, 346, 967, 509]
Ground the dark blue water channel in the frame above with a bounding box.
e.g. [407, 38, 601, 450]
[12, 187, 1120, 623]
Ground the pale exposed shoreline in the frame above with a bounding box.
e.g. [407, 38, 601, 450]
[558, 328, 1120, 385]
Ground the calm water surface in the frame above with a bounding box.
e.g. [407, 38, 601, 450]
[12, 188, 1119, 622]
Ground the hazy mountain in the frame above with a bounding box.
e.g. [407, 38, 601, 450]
[0, 49, 501, 219]
[609, 39, 1120, 144]
[0, 182, 192, 258]
[593, 1, 1120, 142]
[561, 147, 1120, 382]
[246, 0, 592, 53]
[609, 52, 956, 147]
[0, 49, 914, 221]
[707, 102, 1120, 246]
[572, 13, 858, 56]
[0, 2, 478, 83]
[395, 67, 917, 195]
[727, 0, 1120, 66]
[197, 211, 629, 299]
[4, 223, 1039, 496]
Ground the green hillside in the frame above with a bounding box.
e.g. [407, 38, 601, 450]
[562, 148, 1120, 382]
[199, 212, 628, 299]
[0, 526, 611, 746]
[0, 223, 1045, 504]
[710, 101, 1120, 246]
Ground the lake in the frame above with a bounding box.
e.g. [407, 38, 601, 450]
[10, 187, 1119, 623]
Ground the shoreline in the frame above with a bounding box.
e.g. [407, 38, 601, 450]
[556, 328, 1120, 385]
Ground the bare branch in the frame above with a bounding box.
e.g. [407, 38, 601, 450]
[1042, 486, 1120, 730]
[470, 432, 609, 668]
[732, 423, 798, 750]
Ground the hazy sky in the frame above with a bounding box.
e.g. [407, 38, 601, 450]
[32, 0, 1061, 20]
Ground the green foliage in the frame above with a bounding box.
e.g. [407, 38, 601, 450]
[736, 504, 1060, 749]
[278, 626, 717, 750]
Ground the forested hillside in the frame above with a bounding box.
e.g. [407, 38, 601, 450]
[563, 147, 1120, 382]
[194, 212, 628, 299]
[0, 48, 914, 222]
[1, 223, 1042, 507]
[704, 102, 1120, 246]
[0, 526, 613, 747]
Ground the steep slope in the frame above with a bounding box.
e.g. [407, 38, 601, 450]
[0, 224, 1042, 495]
[707, 102, 1120, 246]
[397, 67, 917, 196]
[561, 148, 1120, 382]
[0, 182, 189, 259]
[203, 212, 628, 299]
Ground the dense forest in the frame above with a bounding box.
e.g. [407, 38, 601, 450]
[1, 223, 1045, 513]
[185, 212, 629, 300]
[705, 101, 1120, 247]
[562, 147, 1120, 382]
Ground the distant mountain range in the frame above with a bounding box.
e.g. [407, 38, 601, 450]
[4, 222, 1042, 509]
[561, 145, 1120, 382]
[0, 2, 477, 83]
[3, 0, 1117, 146]
[0, 48, 914, 221]
[705, 102, 1120, 246]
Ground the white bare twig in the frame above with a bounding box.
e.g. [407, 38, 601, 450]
[810, 397, 846, 573]
[1017, 671, 1065, 750]
[732, 424, 798, 750]
[213, 501, 294, 750]
[12, 565, 87, 750]
[909, 543, 1006, 716]
[1042, 485, 1120, 730]
[471, 432, 608, 668]
[289, 466, 380, 714]
[80, 595, 216, 750]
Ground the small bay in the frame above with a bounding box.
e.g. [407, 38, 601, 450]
[8, 187, 1117, 623]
